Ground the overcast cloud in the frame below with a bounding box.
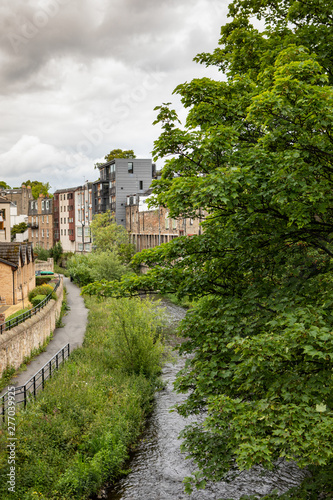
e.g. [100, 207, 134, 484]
[0, 0, 229, 191]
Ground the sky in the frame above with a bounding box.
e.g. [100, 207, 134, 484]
[0, 0, 230, 192]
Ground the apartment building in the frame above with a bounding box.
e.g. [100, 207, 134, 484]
[93, 158, 156, 227]
[53, 188, 76, 252]
[126, 190, 202, 252]
[28, 195, 53, 250]
[75, 182, 93, 253]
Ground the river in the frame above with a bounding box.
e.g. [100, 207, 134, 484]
[100, 301, 308, 500]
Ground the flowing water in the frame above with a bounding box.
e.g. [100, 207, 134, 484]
[101, 301, 308, 500]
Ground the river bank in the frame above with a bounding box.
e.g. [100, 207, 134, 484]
[0, 296, 166, 500]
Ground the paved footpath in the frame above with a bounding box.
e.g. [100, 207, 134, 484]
[1, 277, 88, 394]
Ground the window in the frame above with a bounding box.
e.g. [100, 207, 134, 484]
[41, 201, 45, 210]
[172, 219, 177, 230]
[42, 216, 44, 223]
[139, 180, 143, 190]
[78, 243, 83, 251]
[47, 229, 49, 238]
[64, 218, 66, 224]
[61, 206, 62, 212]
[78, 227, 82, 237]
[61, 229, 63, 235]
[60, 195, 62, 201]
[64, 229, 66, 235]
[42, 229, 44, 237]
[165, 217, 169, 230]
[46, 215, 49, 223]
[84, 227, 90, 237]
[46, 200, 49, 210]
[61, 218, 62, 224]
[128, 162, 133, 174]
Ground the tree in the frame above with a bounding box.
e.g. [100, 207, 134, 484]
[90, 211, 135, 263]
[83, 0, 333, 495]
[104, 149, 136, 162]
[11, 222, 27, 241]
[23, 180, 52, 199]
[0, 181, 11, 189]
[67, 250, 129, 286]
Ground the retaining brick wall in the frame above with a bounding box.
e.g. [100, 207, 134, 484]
[0, 277, 63, 377]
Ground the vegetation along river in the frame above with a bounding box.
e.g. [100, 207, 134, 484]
[101, 301, 308, 500]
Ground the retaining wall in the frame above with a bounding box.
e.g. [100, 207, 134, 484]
[35, 258, 54, 273]
[0, 277, 63, 377]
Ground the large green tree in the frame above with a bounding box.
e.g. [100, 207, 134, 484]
[83, 0, 333, 495]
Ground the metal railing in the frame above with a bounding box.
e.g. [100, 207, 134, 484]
[0, 276, 61, 334]
[1, 343, 70, 421]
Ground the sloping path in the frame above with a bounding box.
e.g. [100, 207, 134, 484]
[1, 277, 88, 394]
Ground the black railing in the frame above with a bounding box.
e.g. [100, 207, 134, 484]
[1, 344, 70, 421]
[0, 276, 61, 334]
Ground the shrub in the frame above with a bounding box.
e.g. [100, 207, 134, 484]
[31, 295, 47, 307]
[36, 276, 53, 286]
[34, 245, 50, 261]
[28, 284, 54, 303]
[106, 297, 167, 378]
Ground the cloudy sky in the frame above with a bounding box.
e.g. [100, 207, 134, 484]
[0, 0, 229, 192]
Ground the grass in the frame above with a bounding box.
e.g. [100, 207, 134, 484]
[0, 296, 167, 500]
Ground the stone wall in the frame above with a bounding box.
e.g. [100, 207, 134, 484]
[0, 277, 63, 377]
[35, 258, 54, 272]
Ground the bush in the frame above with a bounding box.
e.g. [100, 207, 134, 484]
[28, 284, 54, 303]
[31, 295, 47, 307]
[34, 245, 50, 261]
[67, 250, 130, 287]
[106, 297, 166, 377]
[36, 276, 53, 286]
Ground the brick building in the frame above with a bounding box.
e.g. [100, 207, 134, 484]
[53, 188, 76, 252]
[0, 242, 35, 306]
[28, 195, 54, 250]
[126, 191, 202, 252]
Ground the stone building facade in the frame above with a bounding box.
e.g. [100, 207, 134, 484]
[28, 195, 54, 250]
[126, 191, 202, 252]
[0, 242, 35, 306]
[0, 185, 33, 216]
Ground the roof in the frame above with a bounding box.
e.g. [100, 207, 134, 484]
[0, 242, 34, 267]
[0, 257, 18, 269]
[0, 195, 11, 204]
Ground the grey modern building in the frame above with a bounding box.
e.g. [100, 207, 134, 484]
[93, 158, 156, 227]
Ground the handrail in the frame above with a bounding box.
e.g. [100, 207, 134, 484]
[0, 276, 61, 334]
[1, 343, 70, 421]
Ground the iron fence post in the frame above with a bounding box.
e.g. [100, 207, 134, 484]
[42, 367, 45, 389]
[24, 386, 27, 409]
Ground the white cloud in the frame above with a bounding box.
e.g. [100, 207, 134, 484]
[0, 0, 230, 191]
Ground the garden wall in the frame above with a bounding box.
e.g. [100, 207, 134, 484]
[0, 277, 63, 377]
